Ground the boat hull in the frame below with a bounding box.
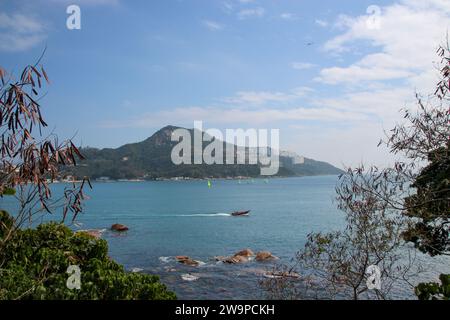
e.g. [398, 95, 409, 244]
[231, 210, 250, 216]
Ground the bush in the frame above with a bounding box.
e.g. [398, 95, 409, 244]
[0, 210, 14, 239]
[415, 274, 450, 300]
[0, 213, 176, 300]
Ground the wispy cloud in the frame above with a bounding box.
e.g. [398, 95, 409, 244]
[280, 13, 297, 21]
[223, 87, 313, 106]
[202, 20, 224, 31]
[291, 62, 316, 70]
[307, 0, 450, 158]
[315, 19, 328, 27]
[48, 0, 120, 6]
[317, 0, 449, 91]
[221, 1, 234, 13]
[0, 13, 46, 52]
[315, 65, 413, 84]
[101, 105, 366, 129]
[314, 87, 414, 120]
[237, 7, 265, 19]
[0, 13, 43, 33]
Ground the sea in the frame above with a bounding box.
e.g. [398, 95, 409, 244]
[1, 175, 449, 299]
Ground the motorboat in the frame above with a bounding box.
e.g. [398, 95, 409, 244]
[231, 210, 250, 216]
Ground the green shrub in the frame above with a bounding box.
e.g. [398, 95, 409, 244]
[415, 274, 450, 300]
[0, 213, 176, 300]
[0, 210, 14, 239]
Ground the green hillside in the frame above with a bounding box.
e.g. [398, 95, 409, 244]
[70, 126, 344, 180]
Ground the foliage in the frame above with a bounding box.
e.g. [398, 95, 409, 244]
[391, 42, 450, 299]
[0, 60, 174, 300]
[403, 146, 450, 256]
[415, 274, 450, 300]
[392, 43, 450, 258]
[0, 59, 90, 245]
[262, 167, 419, 300]
[0, 210, 14, 239]
[0, 212, 176, 300]
[262, 39, 450, 300]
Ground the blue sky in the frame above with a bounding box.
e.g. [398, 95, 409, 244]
[1, 0, 449, 167]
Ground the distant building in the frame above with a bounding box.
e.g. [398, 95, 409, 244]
[96, 176, 111, 182]
[63, 175, 74, 182]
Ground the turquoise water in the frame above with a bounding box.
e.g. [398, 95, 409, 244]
[79, 176, 344, 299]
[1, 176, 448, 299]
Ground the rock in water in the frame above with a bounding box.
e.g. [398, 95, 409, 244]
[234, 249, 255, 257]
[224, 255, 248, 264]
[214, 256, 228, 262]
[215, 249, 255, 264]
[176, 256, 200, 267]
[111, 224, 129, 232]
[255, 251, 278, 261]
[176, 255, 190, 261]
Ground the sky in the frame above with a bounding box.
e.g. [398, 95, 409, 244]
[0, 0, 449, 168]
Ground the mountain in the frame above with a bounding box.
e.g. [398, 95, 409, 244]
[70, 125, 344, 180]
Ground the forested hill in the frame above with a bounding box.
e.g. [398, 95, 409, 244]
[70, 125, 344, 180]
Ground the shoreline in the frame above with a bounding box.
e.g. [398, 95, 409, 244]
[52, 174, 341, 184]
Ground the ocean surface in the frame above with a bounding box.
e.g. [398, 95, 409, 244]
[1, 176, 449, 299]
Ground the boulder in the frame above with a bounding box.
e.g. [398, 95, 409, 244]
[214, 256, 228, 262]
[224, 255, 248, 264]
[176, 256, 200, 267]
[255, 251, 278, 261]
[176, 255, 190, 261]
[234, 249, 255, 257]
[215, 249, 255, 264]
[111, 224, 129, 232]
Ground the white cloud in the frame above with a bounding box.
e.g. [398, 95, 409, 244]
[224, 91, 296, 105]
[400, 0, 450, 13]
[315, 87, 413, 120]
[316, 65, 413, 84]
[315, 0, 450, 104]
[0, 13, 46, 52]
[202, 20, 224, 31]
[237, 7, 265, 19]
[102, 105, 366, 129]
[280, 13, 297, 21]
[223, 87, 313, 106]
[321, 1, 449, 88]
[221, 1, 234, 13]
[283, 121, 397, 168]
[0, 13, 43, 33]
[307, 0, 450, 165]
[291, 62, 316, 70]
[315, 19, 328, 27]
[0, 34, 46, 52]
[48, 0, 120, 6]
